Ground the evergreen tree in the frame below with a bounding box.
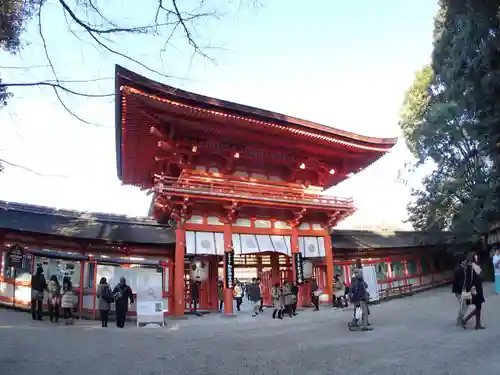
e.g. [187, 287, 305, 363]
[400, 0, 500, 240]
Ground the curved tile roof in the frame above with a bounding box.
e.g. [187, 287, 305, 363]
[0, 201, 175, 245]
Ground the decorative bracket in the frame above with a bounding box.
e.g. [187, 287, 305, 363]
[220, 200, 240, 224]
[327, 212, 341, 227]
[288, 208, 306, 228]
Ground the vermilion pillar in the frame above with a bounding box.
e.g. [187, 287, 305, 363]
[324, 231, 334, 304]
[209, 256, 219, 311]
[223, 223, 234, 314]
[271, 253, 280, 286]
[173, 226, 186, 316]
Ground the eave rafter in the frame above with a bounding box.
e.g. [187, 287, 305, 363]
[145, 108, 370, 165]
[123, 86, 395, 153]
[150, 126, 190, 170]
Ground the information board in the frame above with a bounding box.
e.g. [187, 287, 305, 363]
[362, 265, 380, 302]
[135, 270, 164, 327]
[7, 244, 25, 269]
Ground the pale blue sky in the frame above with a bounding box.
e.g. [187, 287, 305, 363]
[0, 0, 438, 229]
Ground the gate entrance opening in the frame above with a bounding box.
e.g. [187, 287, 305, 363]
[183, 253, 295, 313]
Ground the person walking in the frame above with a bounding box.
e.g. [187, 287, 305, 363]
[349, 268, 372, 331]
[452, 258, 468, 326]
[30, 266, 47, 321]
[97, 277, 113, 327]
[282, 281, 294, 317]
[218, 280, 224, 312]
[290, 282, 299, 315]
[310, 278, 320, 311]
[233, 281, 243, 312]
[492, 247, 500, 294]
[113, 276, 134, 328]
[248, 278, 261, 317]
[257, 278, 264, 312]
[271, 283, 283, 319]
[460, 252, 485, 330]
[333, 275, 346, 309]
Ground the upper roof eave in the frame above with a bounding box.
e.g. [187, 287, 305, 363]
[114, 65, 398, 181]
[115, 65, 398, 145]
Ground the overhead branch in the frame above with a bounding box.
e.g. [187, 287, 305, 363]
[0, 158, 69, 178]
[0, 81, 112, 97]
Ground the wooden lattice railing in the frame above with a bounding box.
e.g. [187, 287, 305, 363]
[153, 174, 355, 209]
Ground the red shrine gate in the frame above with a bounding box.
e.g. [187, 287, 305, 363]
[114, 65, 397, 316]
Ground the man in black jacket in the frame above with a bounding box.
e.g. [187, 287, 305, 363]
[248, 278, 261, 317]
[113, 277, 134, 328]
[290, 282, 299, 315]
[452, 259, 467, 326]
[30, 266, 47, 320]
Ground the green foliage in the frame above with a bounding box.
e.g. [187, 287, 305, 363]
[0, 0, 42, 109]
[0, 77, 12, 107]
[0, 0, 41, 53]
[399, 0, 500, 241]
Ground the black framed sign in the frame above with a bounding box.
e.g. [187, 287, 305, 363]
[224, 252, 235, 288]
[7, 244, 25, 269]
[293, 252, 305, 285]
[487, 222, 500, 248]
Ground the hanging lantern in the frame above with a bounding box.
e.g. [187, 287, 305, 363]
[303, 259, 314, 280]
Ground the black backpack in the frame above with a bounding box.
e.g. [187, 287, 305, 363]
[102, 286, 114, 303]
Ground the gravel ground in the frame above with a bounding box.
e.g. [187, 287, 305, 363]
[1, 285, 499, 375]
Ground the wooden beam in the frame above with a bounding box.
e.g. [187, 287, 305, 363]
[151, 111, 369, 164]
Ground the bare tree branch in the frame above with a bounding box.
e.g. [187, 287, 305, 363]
[0, 64, 50, 70]
[37, 4, 95, 125]
[0, 158, 69, 178]
[0, 81, 112, 97]
[2, 0, 240, 124]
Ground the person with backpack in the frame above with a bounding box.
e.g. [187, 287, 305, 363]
[97, 277, 113, 327]
[30, 266, 47, 321]
[348, 268, 372, 331]
[112, 276, 134, 328]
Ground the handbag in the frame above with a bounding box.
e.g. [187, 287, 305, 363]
[31, 290, 44, 301]
[103, 287, 114, 303]
[355, 306, 363, 320]
[460, 266, 476, 301]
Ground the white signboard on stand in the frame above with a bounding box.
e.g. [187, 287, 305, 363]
[135, 270, 164, 327]
[362, 265, 380, 302]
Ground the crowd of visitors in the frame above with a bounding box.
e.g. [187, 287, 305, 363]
[30, 251, 499, 332]
[30, 265, 77, 325]
[30, 266, 134, 328]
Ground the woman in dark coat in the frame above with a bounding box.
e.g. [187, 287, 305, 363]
[112, 277, 134, 328]
[97, 277, 112, 327]
[460, 252, 485, 330]
[452, 259, 467, 326]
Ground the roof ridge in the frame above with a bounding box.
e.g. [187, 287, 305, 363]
[0, 200, 164, 226]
